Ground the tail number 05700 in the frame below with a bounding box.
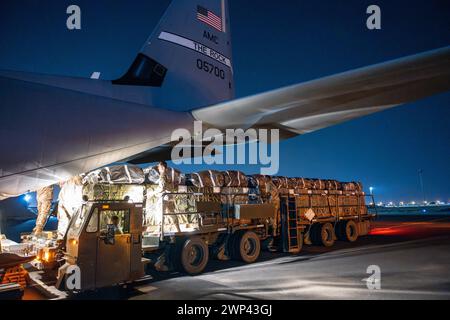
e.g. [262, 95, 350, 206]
[196, 59, 225, 80]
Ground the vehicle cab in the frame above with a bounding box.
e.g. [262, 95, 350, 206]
[58, 200, 144, 291]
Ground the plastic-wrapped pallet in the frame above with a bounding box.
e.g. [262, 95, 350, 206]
[82, 184, 144, 202]
[271, 176, 289, 189]
[305, 178, 316, 189]
[187, 170, 225, 188]
[221, 187, 249, 205]
[355, 182, 363, 192]
[223, 171, 248, 187]
[341, 181, 363, 192]
[311, 179, 326, 190]
[144, 185, 198, 233]
[326, 180, 341, 191]
[327, 194, 339, 217]
[187, 186, 221, 203]
[295, 178, 315, 190]
[296, 194, 311, 220]
[145, 166, 185, 188]
[83, 164, 145, 185]
[339, 194, 359, 216]
[310, 194, 332, 217]
[287, 178, 300, 189]
[252, 174, 272, 193]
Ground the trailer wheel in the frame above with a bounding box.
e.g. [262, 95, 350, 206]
[312, 223, 335, 247]
[178, 237, 209, 275]
[233, 231, 261, 263]
[342, 220, 359, 242]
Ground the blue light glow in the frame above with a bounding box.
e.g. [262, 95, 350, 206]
[24, 194, 31, 202]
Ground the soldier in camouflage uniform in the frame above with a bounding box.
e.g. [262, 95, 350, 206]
[57, 176, 83, 239]
[156, 161, 181, 233]
[153, 161, 178, 272]
[33, 185, 54, 235]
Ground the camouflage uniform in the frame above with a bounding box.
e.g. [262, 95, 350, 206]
[158, 170, 182, 232]
[33, 185, 54, 234]
[57, 176, 83, 239]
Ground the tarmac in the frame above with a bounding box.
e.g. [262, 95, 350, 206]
[20, 215, 450, 300]
[130, 215, 450, 300]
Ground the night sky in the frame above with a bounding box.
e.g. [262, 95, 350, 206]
[0, 0, 449, 203]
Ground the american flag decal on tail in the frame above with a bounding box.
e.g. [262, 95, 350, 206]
[197, 5, 223, 32]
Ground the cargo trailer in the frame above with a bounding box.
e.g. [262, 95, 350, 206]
[13, 165, 376, 293]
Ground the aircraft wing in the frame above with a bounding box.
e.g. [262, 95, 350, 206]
[192, 46, 450, 135]
[125, 141, 222, 164]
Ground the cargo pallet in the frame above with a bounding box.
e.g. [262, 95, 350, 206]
[279, 190, 376, 253]
[142, 190, 274, 274]
[143, 187, 376, 275]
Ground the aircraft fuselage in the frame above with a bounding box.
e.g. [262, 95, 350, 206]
[0, 74, 193, 199]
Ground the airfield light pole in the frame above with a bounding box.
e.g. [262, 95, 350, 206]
[418, 169, 426, 204]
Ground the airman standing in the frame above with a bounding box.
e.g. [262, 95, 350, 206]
[33, 185, 54, 235]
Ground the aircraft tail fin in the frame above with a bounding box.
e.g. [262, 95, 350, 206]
[114, 0, 234, 110]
